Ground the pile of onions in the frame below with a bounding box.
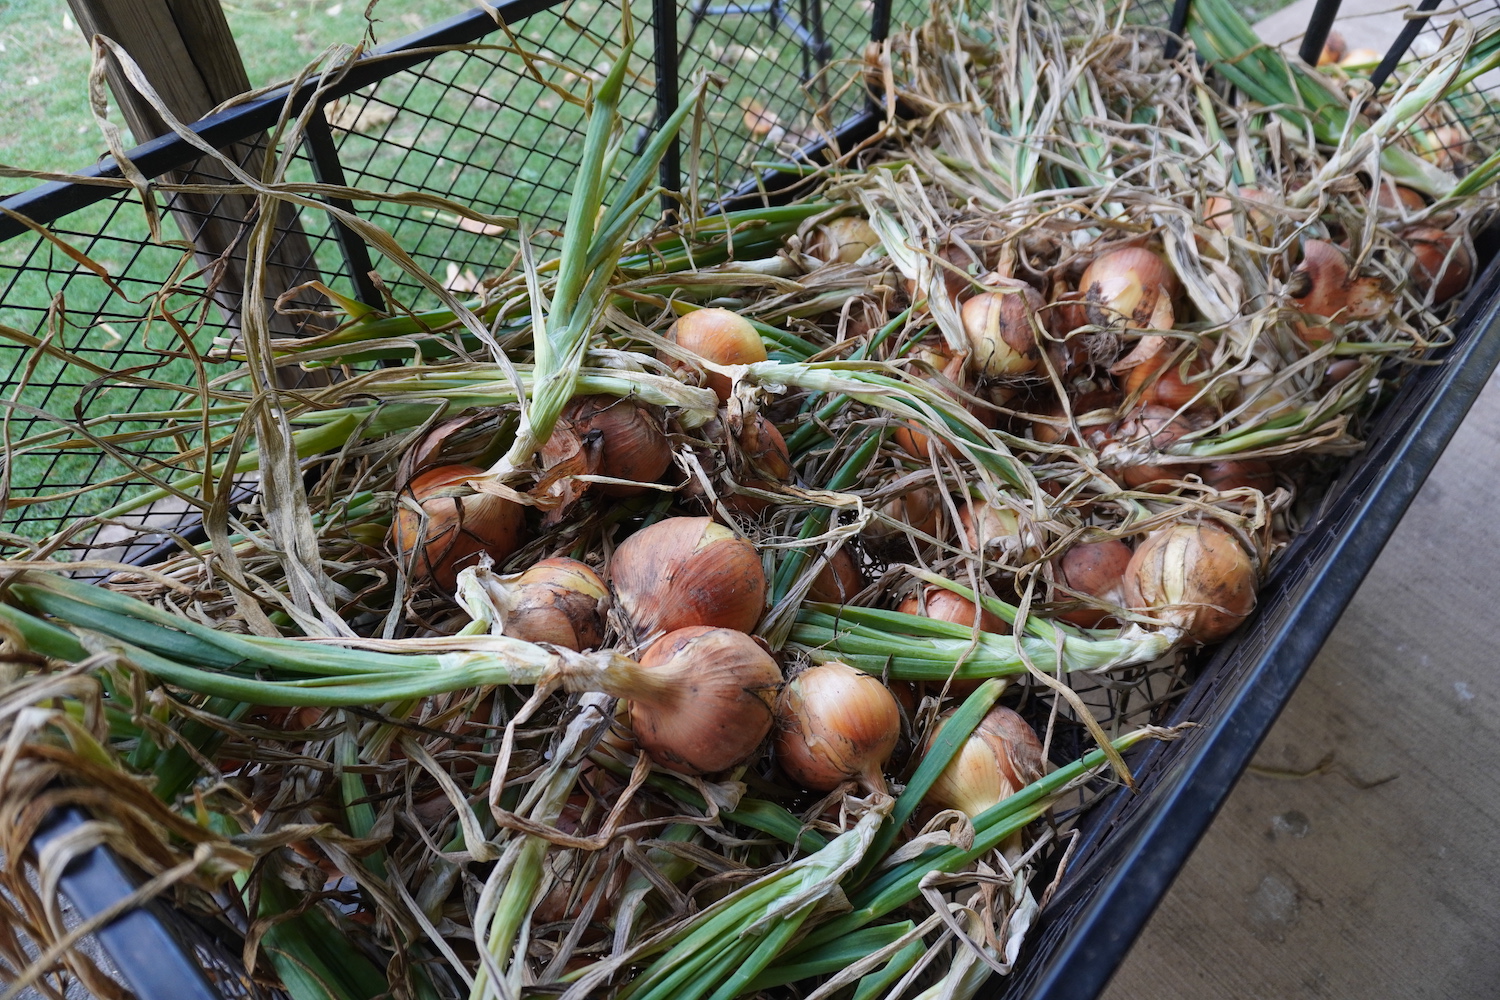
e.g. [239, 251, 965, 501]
[808, 548, 865, 603]
[1403, 226, 1473, 305]
[610, 516, 767, 636]
[1098, 406, 1200, 492]
[1124, 521, 1256, 644]
[960, 278, 1044, 377]
[496, 557, 609, 651]
[541, 395, 671, 497]
[1054, 538, 1132, 627]
[924, 705, 1044, 817]
[664, 308, 767, 400]
[390, 464, 527, 591]
[775, 661, 899, 792]
[806, 216, 881, 264]
[627, 626, 782, 774]
[1079, 247, 1178, 330]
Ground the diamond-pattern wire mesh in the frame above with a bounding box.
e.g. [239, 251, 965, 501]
[0, 0, 884, 564]
[1400, 0, 1500, 169]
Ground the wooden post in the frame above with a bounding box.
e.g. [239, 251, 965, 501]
[66, 0, 325, 346]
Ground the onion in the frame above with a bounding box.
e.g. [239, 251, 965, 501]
[1322, 358, 1364, 388]
[1047, 287, 1090, 337]
[1374, 180, 1425, 214]
[866, 487, 942, 548]
[1403, 225, 1472, 305]
[957, 502, 1040, 564]
[898, 585, 1009, 634]
[1028, 389, 1119, 446]
[1123, 521, 1256, 643]
[775, 661, 899, 792]
[1341, 47, 1381, 67]
[1117, 337, 1223, 409]
[665, 308, 768, 401]
[1079, 247, 1178, 330]
[1054, 538, 1132, 628]
[809, 548, 865, 603]
[629, 626, 782, 774]
[924, 705, 1044, 817]
[541, 395, 671, 498]
[498, 557, 609, 651]
[904, 242, 979, 309]
[1288, 239, 1394, 342]
[1203, 188, 1271, 236]
[610, 517, 767, 637]
[1200, 460, 1276, 494]
[722, 413, 793, 514]
[390, 464, 527, 591]
[806, 217, 881, 265]
[894, 348, 992, 458]
[1317, 30, 1346, 66]
[1099, 406, 1201, 492]
[960, 280, 1043, 377]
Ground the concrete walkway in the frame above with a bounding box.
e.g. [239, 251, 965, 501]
[1103, 3, 1500, 997]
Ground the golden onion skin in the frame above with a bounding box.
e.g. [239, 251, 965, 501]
[1124, 521, 1256, 643]
[610, 517, 767, 637]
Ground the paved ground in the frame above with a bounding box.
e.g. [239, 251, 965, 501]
[1103, 3, 1500, 997]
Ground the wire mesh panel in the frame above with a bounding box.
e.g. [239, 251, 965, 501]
[1402, 0, 1500, 170]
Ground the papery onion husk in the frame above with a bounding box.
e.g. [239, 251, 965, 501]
[500, 557, 609, 651]
[960, 279, 1043, 377]
[665, 308, 768, 401]
[806, 216, 881, 264]
[775, 660, 899, 792]
[1288, 239, 1395, 343]
[1203, 188, 1272, 236]
[957, 501, 1040, 565]
[719, 412, 794, 515]
[924, 705, 1044, 817]
[809, 547, 865, 603]
[1200, 460, 1276, 494]
[894, 348, 993, 458]
[1124, 521, 1257, 644]
[610, 516, 767, 637]
[1116, 337, 1228, 410]
[903, 241, 978, 309]
[1403, 225, 1473, 304]
[1098, 405, 1201, 493]
[629, 626, 782, 774]
[541, 394, 671, 499]
[1080, 247, 1178, 330]
[390, 464, 527, 591]
[1054, 538, 1133, 628]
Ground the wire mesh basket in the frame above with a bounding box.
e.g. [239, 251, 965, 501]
[4, 0, 1500, 997]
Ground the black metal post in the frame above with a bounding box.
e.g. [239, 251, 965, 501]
[653, 0, 682, 216]
[1297, 0, 1344, 67]
[1163, 0, 1192, 60]
[300, 107, 383, 309]
[871, 0, 891, 42]
[1369, 0, 1443, 91]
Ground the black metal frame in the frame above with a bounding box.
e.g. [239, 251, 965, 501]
[2, 1, 1495, 998]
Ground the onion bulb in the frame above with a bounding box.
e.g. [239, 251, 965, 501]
[1288, 239, 1394, 343]
[1079, 247, 1178, 330]
[924, 705, 1044, 817]
[1099, 406, 1201, 493]
[1054, 538, 1132, 628]
[894, 348, 993, 458]
[960, 280, 1043, 377]
[775, 661, 899, 792]
[1203, 188, 1271, 236]
[806, 217, 881, 265]
[898, 585, 1009, 634]
[1200, 460, 1276, 494]
[958, 502, 1040, 565]
[391, 464, 527, 590]
[610, 517, 767, 637]
[809, 548, 865, 603]
[1317, 30, 1346, 66]
[628, 626, 781, 774]
[1117, 337, 1224, 409]
[1029, 389, 1119, 446]
[664, 308, 768, 401]
[722, 413, 793, 514]
[1124, 522, 1256, 643]
[1374, 180, 1425, 214]
[904, 242, 979, 309]
[497, 557, 609, 651]
[866, 487, 942, 548]
[541, 395, 671, 498]
[1403, 226, 1472, 305]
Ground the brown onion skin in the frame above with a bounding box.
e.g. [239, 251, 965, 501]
[630, 626, 781, 774]
[1055, 539, 1133, 628]
[1029, 389, 1120, 446]
[542, 395, 671, 497]
[904, 242, 978, 309]
[894, 349, 993, 458]
[1404, 226, 1473, 304]
[1322, 358, 1364, 387]
[961, 281, 1044, 377]
[503, 558, 609, 651]
[865, 487, 942, 550]
[390, 464, 527, 591]
[1080, 247, 1178, 329]
[809, 548, 865, 603]
[1374, 180, 1426, 213]
[1121, 347, 1216, 409]
[610, 517, 767, 637]
[924, 704, 1044, 816]
[775, 661, 900, 792]
[721, 414, 794, 515]
[665, 309, 768, 401]
[1200, 460, 1276, 494]
[1104, 406, 1201, 492]
[1124, 522, 1256, 644]
[898, 586, 1009, 634]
